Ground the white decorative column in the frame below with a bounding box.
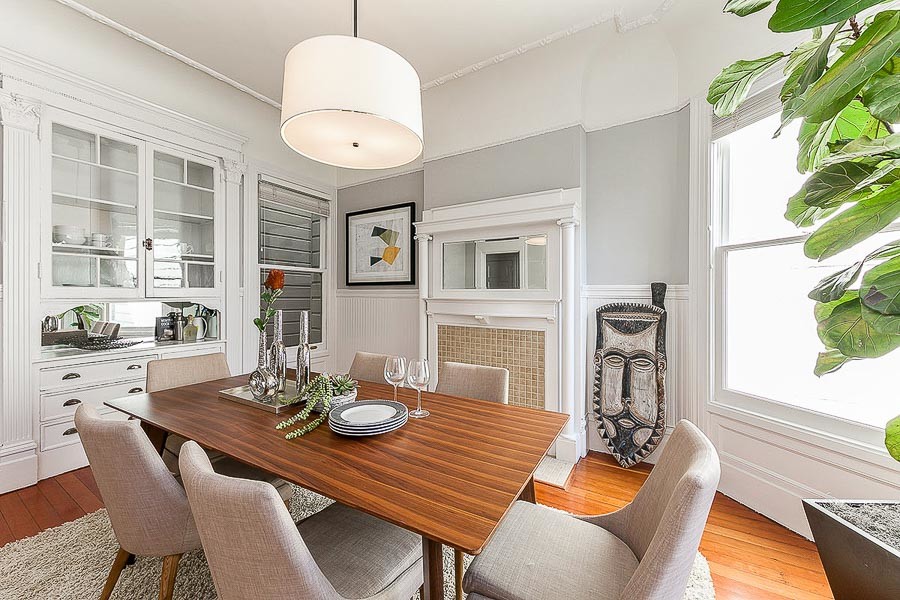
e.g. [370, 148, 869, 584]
[0, 92, 42, 493]
[221, 159, 247, 373]
[556, 217, 580, 462]
[415, 233, 431, 360]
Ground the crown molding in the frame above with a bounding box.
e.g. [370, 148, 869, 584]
[55, 0, 678, 107]
[55, 0, 281, 108]
[421, 1, 677, 90]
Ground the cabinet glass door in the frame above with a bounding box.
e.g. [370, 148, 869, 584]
[148, 148, 218, 296]
[49, 123, 141, 295]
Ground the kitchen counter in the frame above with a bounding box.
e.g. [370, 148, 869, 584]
[37, 338, 224, 363]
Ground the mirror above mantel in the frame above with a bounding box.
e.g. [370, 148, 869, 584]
[442, 235, 547, 291]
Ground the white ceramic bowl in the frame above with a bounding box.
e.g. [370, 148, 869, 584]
[53, 226, 86, 245]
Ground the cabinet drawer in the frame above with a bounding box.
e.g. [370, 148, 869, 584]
[40, 355, 154, 391]
[41, 410, 130, 452]
[41, 380, 147, 422]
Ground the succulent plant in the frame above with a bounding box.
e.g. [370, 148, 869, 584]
[331, 374, 357, 396]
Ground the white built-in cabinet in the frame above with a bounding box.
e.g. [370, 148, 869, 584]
[41, 114, 223, 299]
[1, 50, 249, 494]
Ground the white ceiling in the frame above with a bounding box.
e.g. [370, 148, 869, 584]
[66, 0, 678, 103]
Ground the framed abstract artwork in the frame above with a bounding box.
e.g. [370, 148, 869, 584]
[345, 202, 416, 286]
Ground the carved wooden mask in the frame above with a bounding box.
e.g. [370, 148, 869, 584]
[593, 285, 667, 468]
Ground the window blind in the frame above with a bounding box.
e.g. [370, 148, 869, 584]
[711, 85, 783, 141]
[258, 179, 330, 217]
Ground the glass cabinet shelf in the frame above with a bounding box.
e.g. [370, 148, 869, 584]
[44, 119, 221, 299]
[50, 123, 140, 292]
[150, 150, 217, 292]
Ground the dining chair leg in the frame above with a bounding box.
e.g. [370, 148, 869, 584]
[159, 553, 182, 600]
[454, 549, 464, 600]
[100, 547, 133, 600]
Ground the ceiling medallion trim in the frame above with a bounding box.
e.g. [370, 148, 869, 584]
[55, 0, 678, 104]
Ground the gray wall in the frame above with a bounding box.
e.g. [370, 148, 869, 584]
[584, 107, 690, 285]
[336, 170, 424, 290]
[424, 126, 584, 208]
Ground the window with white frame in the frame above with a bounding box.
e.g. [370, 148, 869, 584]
[714, 94, 900, 430]
[258, 179, 327, 346]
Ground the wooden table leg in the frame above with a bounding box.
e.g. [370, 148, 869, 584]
[422, 537, 444, 600]
[519, 475, 536, 503]
[140, 421, 168, 456]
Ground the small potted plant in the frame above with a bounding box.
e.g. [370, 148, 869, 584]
[275, 374, 358, 439]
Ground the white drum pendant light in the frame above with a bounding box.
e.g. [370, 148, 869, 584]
[280, 0, 423, 169]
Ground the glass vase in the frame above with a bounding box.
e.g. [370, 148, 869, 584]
[249, 329, 277, 400]
[269, 310, 287, 393]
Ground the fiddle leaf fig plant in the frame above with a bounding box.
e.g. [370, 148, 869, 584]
[708, 0, 900, 459]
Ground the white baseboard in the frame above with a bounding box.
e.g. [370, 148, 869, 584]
[718, 451, 818, 538]
[0, 444, 38, 494]
[37, 443, 88, 481]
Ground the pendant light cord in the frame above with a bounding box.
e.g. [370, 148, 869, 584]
[353, 0, 358, 37]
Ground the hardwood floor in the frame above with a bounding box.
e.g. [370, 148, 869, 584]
[0, 452, 832, 600]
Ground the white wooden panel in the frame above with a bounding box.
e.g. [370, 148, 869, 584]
[332, 291, 419, 374]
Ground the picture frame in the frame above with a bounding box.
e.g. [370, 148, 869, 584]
[345, 202, 416, 286]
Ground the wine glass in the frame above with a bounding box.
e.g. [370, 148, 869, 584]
[383, 356, 407, 404]
[406, 358, 431, 418]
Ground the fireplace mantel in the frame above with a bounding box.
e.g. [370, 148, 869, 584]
[414, 189, 585, 462]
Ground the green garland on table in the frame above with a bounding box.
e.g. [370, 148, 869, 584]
[275, 375, 334, 439]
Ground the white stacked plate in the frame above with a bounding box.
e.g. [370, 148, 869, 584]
[328, 400, 408, 437]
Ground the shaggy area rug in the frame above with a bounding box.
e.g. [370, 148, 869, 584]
[0, 487, 715, 599]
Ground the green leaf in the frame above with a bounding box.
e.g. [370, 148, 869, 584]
[862, 59, 900, 124]
[796, 22, 846, 100]
[787, 11, 900, 124]
[814, 348, 856, 375]
[809, 261, 865, 301]
[795, 100, 871, 172]
[252, 317, 264, 331]
[814, 290, 857, 321]
[785, 188, 839, 226]
[860, 255, 900, 313]
[886, 414, 900, 461]
[725, 0, 775, 16]
[824, 134, 900, 164]
[769, 0, 889, 32]
[800, 162, 881, 207]
[816, 296, 900, 357]
[861, 302, 900, 333]
[782, 39, 822, 101]
[804, 180, 900, 259]
[707, 52, 786, 117]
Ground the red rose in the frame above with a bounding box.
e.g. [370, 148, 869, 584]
[265, 269, 285, 291]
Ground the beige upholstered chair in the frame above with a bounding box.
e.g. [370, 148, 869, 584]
[74, 404, 200, 600]
[436, 361, 509, 599]
[146, 353, 293, 504]
[348, 351, 393, 383]
[437, 361, 509, 404]
[179, 441, 424, 600]
[463, 420, 720, 600]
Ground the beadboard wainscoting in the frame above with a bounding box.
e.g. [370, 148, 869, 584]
[582, 284, 692, 464]
[332, 290, 420, 375]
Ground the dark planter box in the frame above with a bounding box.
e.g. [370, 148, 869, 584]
[803, 499, 900, 600]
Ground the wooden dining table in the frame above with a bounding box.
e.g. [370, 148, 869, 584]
[105, 373, 568, 600]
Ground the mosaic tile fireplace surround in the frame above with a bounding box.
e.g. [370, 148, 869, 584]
[437, 324, 545, 410]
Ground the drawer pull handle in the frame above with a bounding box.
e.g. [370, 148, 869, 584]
[128, 387, 143, 394]
[62, 398, 82, 407]
[63, 427, 78, 436]
[62, 372, 81, 380]
[126, 364, 142, 370]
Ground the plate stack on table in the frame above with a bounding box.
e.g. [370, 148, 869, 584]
[328, 400, 408, 436]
